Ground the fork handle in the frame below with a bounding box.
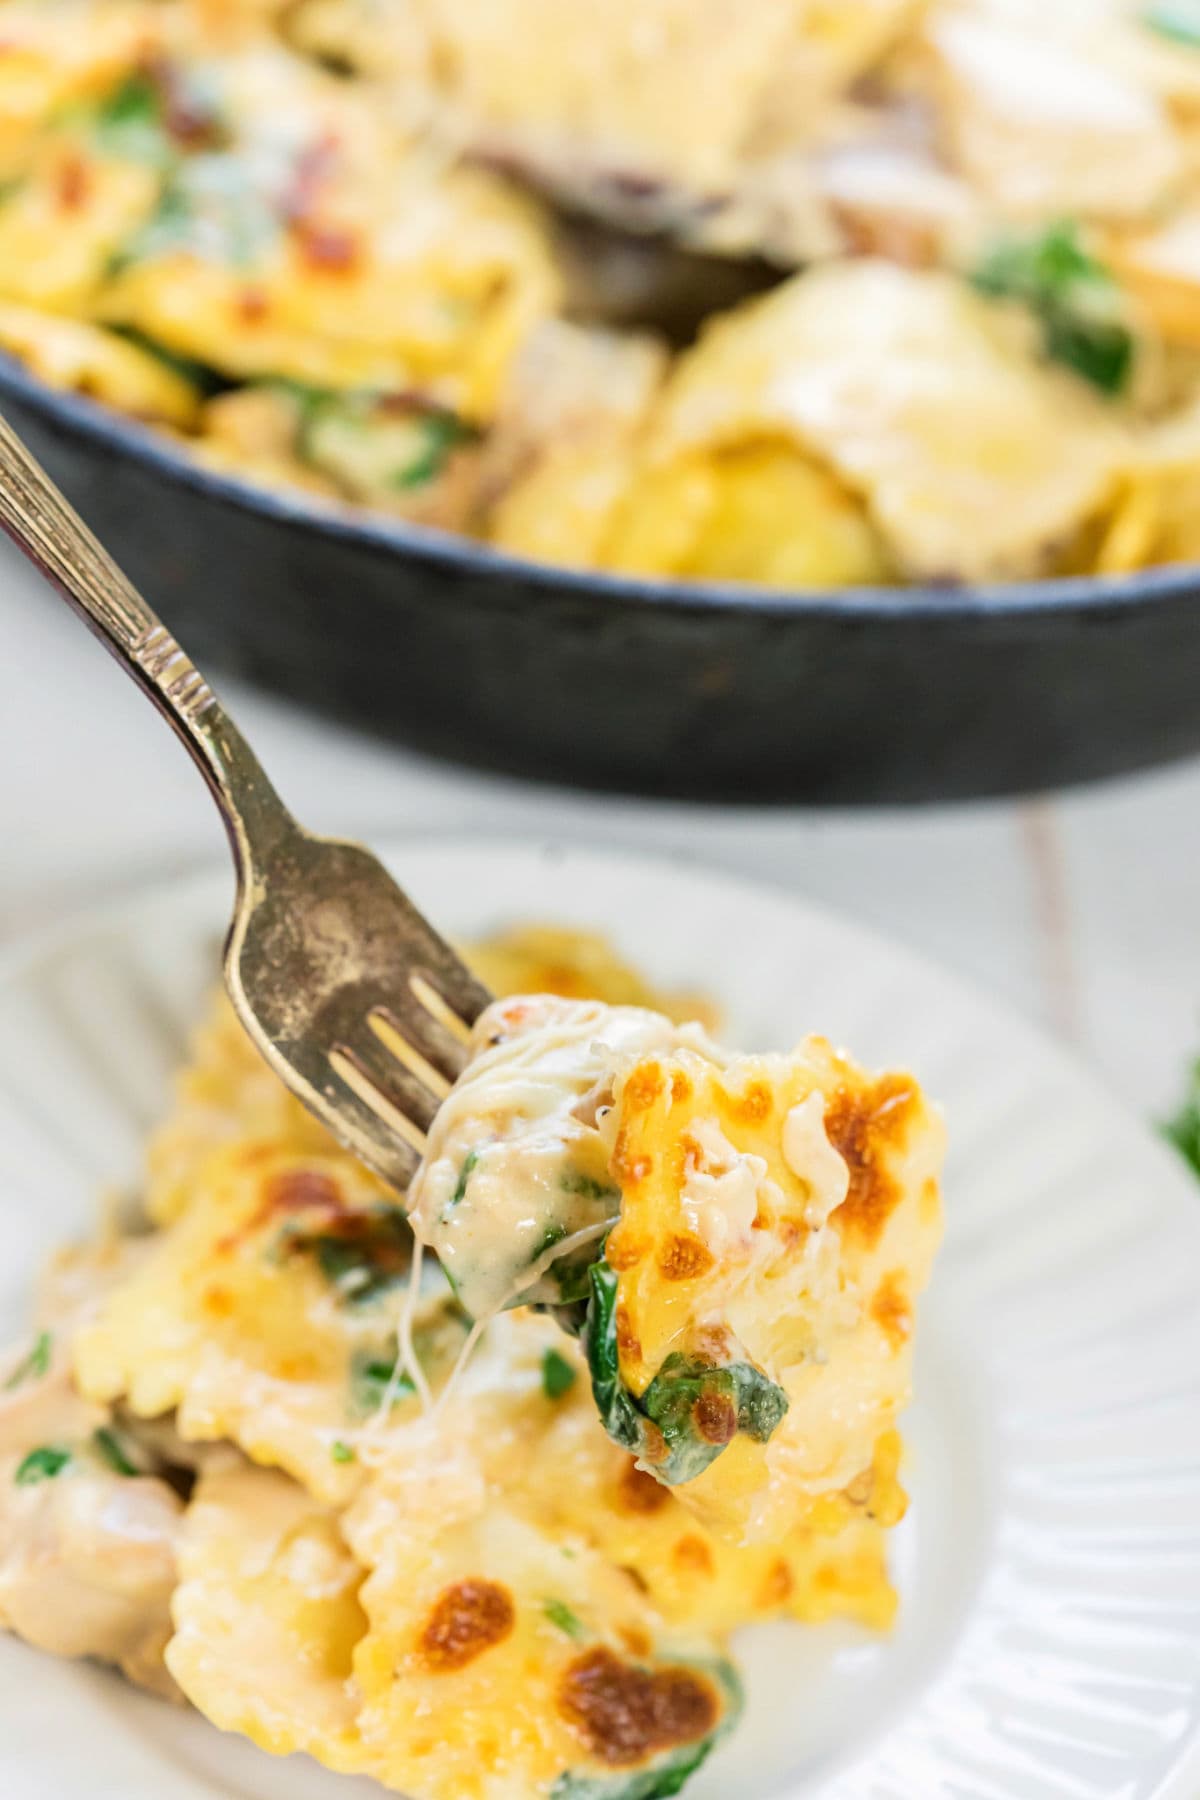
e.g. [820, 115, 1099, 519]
[0, 410, 295, 871]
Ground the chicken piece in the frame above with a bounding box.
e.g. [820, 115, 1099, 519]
[0, 1328, 182, 1697]
[922, 8, 1182, 224]
[167, 1461, 370, 1770]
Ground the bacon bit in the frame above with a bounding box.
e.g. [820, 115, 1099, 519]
[870, 1272, 912, 1351]
[757, 1559, 794, 1608]
[824, 1074, 918, 1247]
[656, 1233, 714, 1282]
[295, 221, 359, 273]
[55, 153, 90, 212]
[669, 1070, 692, 1104]
[618, 1460, 671, 1514]
[557, 1647, 718, 1766]
[605, 1227, 646, 1273]
[623, 1064, 663, 1114]
[615, 1303, 641, 1363]
[671, 1535, 714, 1576]
[693, 1389, 737, 1447]
[417, 1579, 514, 1672]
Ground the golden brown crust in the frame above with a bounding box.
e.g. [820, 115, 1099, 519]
[557, 1646, 718, 1766]
[417, 1579, 515, 1672]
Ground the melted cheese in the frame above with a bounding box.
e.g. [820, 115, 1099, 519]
[608, 261, 1126, 583]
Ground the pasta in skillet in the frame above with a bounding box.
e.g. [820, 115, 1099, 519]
[6, 0, 1194, 587]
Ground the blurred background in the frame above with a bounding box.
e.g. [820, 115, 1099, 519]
[3, 0, 1200, 1144]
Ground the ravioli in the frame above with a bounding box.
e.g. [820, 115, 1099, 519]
[344, 1313, 742, 1800]
[597, 1040, 943, 1540]
[605, 261, 1126, 583]
[408, 994, 943, 1543]
[167, 1460, 370, 1771]
[71, 1136, 453, 1502]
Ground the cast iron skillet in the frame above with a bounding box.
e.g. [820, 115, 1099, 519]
[3, 354, 1198, 803]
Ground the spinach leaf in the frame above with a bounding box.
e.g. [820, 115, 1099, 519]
[330, 1439, 356, 1464]
[972, 222, 1134, 394]
[15, 1445, 71, 1486]
[92, 1427, 138, 1477]
[541, 1348, 578, 1400]
[550, 1656, 743, 1800]
[560, 1171, 620, 1205]
[4, 1330, 51, 1391]
[279, 1203, 411, 1306]
[582, 1259, 644, 1454]
[638, 1354, 789, 1486]
[393, 411, 472, 489]
[581, 1261, 787, 1484]
[1164, 1056, 1200, 1176]
[1144, 2, 1200, 46]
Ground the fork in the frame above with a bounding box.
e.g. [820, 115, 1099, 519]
[0, 410, 492, 1191]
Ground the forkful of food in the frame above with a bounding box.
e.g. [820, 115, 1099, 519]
[0, 408, 944, 1543]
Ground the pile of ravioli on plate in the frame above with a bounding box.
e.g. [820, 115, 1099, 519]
[0, 925, 944, 1800]
[8, 0, 1200, 588]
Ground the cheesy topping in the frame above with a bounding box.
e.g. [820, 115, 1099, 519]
[0, 924, 930, 1798]
[410, 994, 944, 1542]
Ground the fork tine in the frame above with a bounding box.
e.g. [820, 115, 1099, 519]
[330, 1029, 442, 1137]
[408, 950, 492, 1032]
[371, 999, 468, 1088]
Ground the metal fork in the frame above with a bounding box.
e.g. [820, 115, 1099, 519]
[0, 411, 492, 1191]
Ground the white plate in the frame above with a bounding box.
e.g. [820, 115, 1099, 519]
[2, 837, 1199, 1800]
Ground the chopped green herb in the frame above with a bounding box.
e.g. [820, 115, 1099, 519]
[393, 411, 472, 490]
[972, 222, 1135, 394]
[1144, 1, 1200, 46]
[15, 1445, 71, 1486]
[350, 1348, 417, 1415]
[1164, 1056, 1200, 1176]
[4, 1330, 51, 1391]
[92, 1427, 138, 1477]
[331, 1439, 356, 1464]
[541, 1348, 578, 1401]
[543, 1598, 584, 1638]
[559, 1170, 621, 1205]
[450, 1148, 482, 1209]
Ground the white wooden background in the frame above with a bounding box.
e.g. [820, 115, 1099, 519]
[2, 536, 1197, 1126]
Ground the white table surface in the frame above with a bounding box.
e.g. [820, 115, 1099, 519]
[2, 536, 1197, 1126]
